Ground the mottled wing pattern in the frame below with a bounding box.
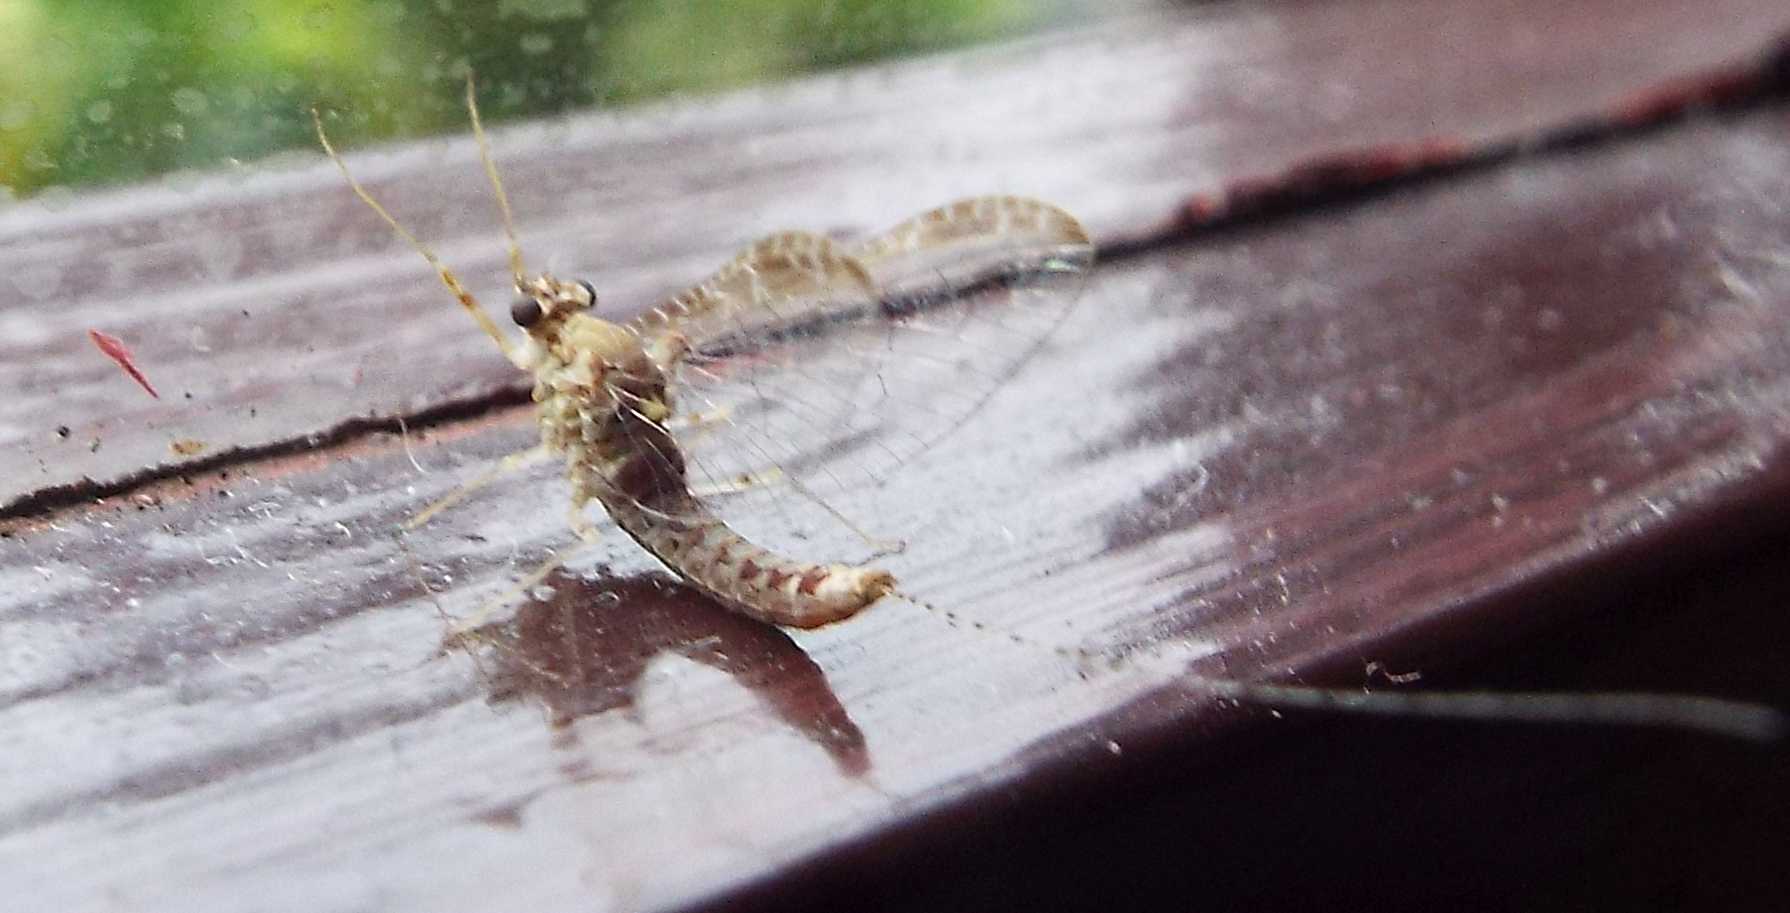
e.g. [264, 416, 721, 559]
[632, 231, 880, 363]
[631, 195, 1094, 537]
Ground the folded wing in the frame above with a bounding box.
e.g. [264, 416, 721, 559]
[632, 196, 1094, 539]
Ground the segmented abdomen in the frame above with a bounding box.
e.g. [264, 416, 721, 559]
[558, 359, 893, 628]
[605, 495, 894, 629]
[533, 320, 894, 627]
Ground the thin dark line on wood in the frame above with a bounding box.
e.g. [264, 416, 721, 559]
[0, 387, 532, 522]
[1100, 32, 1790, 261]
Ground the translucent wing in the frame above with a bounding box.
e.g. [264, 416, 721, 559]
[633, 195, 1093, 534]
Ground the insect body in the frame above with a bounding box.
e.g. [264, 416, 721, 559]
[315, 85, 1092, 629]
[512, 270, 895, 627]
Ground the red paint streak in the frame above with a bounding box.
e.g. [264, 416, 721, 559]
[88, 330, 159, 399]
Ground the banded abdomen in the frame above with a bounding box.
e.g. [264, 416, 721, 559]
[544, 326, 894, 629]
[605, 493, 894, 628]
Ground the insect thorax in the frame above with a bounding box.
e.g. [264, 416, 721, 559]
[531, 320, 689, 513]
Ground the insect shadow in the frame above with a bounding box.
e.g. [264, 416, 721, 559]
[457, 569, 871, 778]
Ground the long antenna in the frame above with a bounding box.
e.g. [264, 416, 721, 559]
[311, 106, 514, 361]
[465, 74, 528, 288]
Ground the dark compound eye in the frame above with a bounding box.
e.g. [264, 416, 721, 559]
[510, 297, 543, 327]
[576, 279, 598, 307]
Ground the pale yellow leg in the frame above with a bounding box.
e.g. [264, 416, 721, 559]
[688, 466, 786, 499]
[567, 501, 602, 544]
[668, 404, 735, 435]
[404, 445, 552, 531]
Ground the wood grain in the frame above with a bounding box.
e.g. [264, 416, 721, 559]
[4, 0, 1789, 511]
[4, 2, 1790, 911]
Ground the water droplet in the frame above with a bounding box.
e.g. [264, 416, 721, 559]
[86, 100, 114, 124]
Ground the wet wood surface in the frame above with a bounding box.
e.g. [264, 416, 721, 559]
[5, 1, 1790, 910]
[8, 0, 1790, 511]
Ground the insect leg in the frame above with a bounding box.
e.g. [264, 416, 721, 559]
[567, 501, 603, 544]
[665, 403, 735, 437]
[688, 466, 785, 499]
[403, 445, 552, 531]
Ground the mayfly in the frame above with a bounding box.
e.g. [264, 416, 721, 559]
[313, 82, 1092, 629]
[315, 85, 1781, 743]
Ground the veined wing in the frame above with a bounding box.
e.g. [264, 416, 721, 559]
[633, 195, 1094, 533]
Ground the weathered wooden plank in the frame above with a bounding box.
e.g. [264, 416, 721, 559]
[4, 0, 1789, 510]
[4, 76, 1789, 910]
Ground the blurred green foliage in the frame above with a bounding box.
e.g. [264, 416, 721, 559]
[0, 0, 1075, 200]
